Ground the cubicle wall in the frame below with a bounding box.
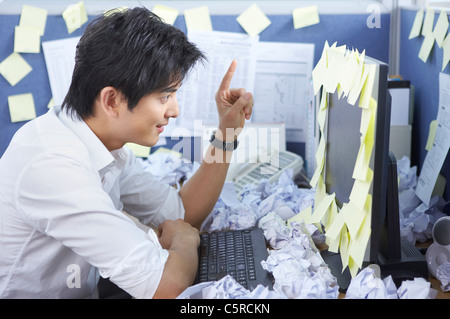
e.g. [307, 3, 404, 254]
[0, 9, 391, 162]
[399, 7, 450, 201]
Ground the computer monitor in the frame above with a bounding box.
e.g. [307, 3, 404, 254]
[319, 54, 428, 290]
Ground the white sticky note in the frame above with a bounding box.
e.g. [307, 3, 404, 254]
[442, 34, 450, 71]
[0, 52, 32, 86]
[125, 143, 151, 158]
[8, 93, 37, 123]
[434, 9, 449, 48]
[62, 1, 88, 34]
[292, 6, 320, 29]
[152, 5, 179, 25]
[236, 4, 271, 37]
[19, 5, 48, 36]
[422, 7, 435, 37]
[14, 26, 41, 53]
[409, 8, 424, 39]
[418, 32, 435, 63]
[184, 6, 213, 31]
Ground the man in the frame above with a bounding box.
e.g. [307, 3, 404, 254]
[0, 7, 253, 298]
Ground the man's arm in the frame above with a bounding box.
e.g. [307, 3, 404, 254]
[178, 60, 253, 229]
[153, 219, 200, 298]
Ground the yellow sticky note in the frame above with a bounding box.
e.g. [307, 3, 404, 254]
[237, 4, 271, 37]
[442, 34, 450, 71]
[103, 7, 128, 16]
[341, 200, 367, 239]
[339, 50, 359, 97]
[422, 7, 435, 37]
[287, 206, 312, 225]
[8, 93, 36, 123]
[434, 9, 449, 47]
[418, 32, 435, 63]
[339, 229, 350, 271]
[325, 204, 347, 240]
[292, 6, 320, 29]
[409, 9, 424, 39]
[152, 5, 179, 25]
[318, 100, 327, 133]
[352, 130, 375, 181]
[348, 208, 372, 270]
[126, 143, 151, 158]
[349, 168, 374, 211]
[47, 97, 54, 109]
[310, 193, 336, 224]
[184, 6, 212, 32]
[14, 26, 41, 53]
[360, 97, 377, 135]
[0, 52, 32, 86]
[309, 159, 324, 189]
[20, 5, 48, 36]
[426, 120, 438, 150]
[63, 1, 88, 34]
[359, 64, 376, 109]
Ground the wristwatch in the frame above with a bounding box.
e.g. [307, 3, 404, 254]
[209, 132, 239, 151]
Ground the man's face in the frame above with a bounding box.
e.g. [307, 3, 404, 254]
[119, 85, 180, 147]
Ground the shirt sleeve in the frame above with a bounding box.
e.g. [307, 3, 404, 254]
[15, 152, 168, 298]
[118, 147, 185, 227]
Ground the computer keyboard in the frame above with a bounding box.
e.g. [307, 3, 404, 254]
[195, 228, 273, 291]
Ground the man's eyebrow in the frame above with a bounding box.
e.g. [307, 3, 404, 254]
[160, 85, 180, 93]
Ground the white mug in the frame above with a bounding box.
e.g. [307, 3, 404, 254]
[426, 216, 450, 277]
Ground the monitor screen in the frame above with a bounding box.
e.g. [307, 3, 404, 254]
[319, 53, 391, 289]
[315, 46, 427, 290]
[324, 55, 391, 263]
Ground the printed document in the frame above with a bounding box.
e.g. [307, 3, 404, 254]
[416, 72, 450, 206]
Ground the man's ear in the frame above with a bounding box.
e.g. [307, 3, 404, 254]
[98, 86, 125, 118]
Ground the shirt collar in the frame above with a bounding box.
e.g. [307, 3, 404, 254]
[54, 105, 117, 172]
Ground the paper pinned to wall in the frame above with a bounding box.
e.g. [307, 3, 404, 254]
[409, 8, 424, 39]
[0, 52, 32, 86]
[416, 72, 450, 206]
[418, 32, 435, 63]
[433, 9, 449, 48]
[236, 4, 271, 37]
[184, 6, 212, 32]
[62, 1, 88, 34]
[152, 4, 179, 25]
[42, 37, 80, 106]
[19, 5, 47, 36]
[422, 7, 435, 37]
[292, 6, 320, 29]
[170, 30, 258, 136]
[14, 26, 41, 53]
[7, 93, 36, 123]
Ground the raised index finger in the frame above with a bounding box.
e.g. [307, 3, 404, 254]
[218, 59, 237, 91]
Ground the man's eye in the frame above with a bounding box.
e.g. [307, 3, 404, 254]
[160, 95, 170, 103]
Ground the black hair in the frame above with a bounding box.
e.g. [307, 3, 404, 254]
[62, 7, 206, 119]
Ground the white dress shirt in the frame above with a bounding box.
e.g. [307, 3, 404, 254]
[0, 105, 185, 298]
